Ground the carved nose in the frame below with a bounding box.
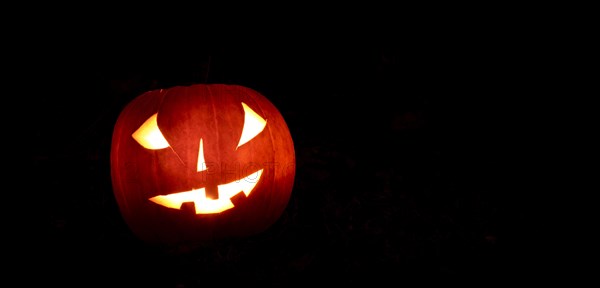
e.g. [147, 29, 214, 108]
[196, 138, 218, 199]
[197, 138, 207, 172]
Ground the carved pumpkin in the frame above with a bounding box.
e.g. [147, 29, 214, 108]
[110, 84, 295, 245]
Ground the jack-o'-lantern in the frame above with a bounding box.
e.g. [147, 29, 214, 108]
[110, 84, 295, 246]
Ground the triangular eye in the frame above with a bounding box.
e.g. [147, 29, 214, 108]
[132, 113, 170, 150]
[237, 102, 267, 149]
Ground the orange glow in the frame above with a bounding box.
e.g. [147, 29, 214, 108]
[134, 102, 269, 213]
[132, 113, 170, 149]
[237, 102, 267, 148]
[149, 169, 263, 214]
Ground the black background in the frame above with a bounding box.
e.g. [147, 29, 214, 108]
[18, 9, 574, 287]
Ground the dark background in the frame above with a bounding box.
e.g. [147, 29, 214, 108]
[20, 12, 571, 286]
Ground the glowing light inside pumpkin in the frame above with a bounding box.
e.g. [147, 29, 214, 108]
[237, 102, 267, 148]
[132, 113, 170, 150]
[149, 169, 263, 214]
[131, 102, 270, 214]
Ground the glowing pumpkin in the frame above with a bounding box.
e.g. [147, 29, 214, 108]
[110, 84, 295, 245]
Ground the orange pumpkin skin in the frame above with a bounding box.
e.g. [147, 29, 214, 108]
[110, 84, 295, 246]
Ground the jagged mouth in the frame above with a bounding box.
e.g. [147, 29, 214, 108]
[149, 169, 263, 214]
